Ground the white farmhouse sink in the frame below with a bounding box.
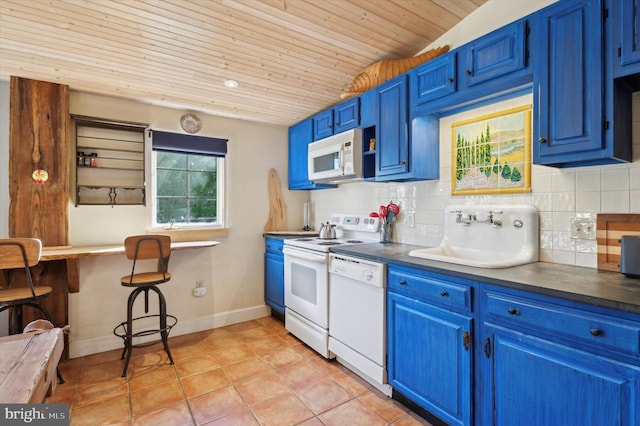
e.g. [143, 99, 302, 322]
[409, 205, 539, 268]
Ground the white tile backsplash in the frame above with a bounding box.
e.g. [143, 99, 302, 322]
[311, 92, 640, 269]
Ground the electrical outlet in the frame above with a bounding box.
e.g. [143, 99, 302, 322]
[570, 217, 596, 240]
[193, 287, 207, 297]
[406, 212, 415, 228]
[195, 280, 203, 288]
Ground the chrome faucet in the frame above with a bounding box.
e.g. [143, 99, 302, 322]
[453, 210, 476, 225]
[486, 210, 503, 227]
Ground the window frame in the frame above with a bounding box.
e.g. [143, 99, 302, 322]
[151, 150, 226, 230]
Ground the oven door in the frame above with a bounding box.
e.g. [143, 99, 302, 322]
[283, 246, 328, 328]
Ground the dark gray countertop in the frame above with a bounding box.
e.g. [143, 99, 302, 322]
[330, 243, 640, 315]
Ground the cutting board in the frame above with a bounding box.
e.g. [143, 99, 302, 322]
[596, 214, 640, 271]
[264, 168, 287, 232]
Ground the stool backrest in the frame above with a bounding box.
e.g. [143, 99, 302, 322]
[124, 235, 171, 260]
[0, 238, 42, 270]
[124, 235, 171, 281]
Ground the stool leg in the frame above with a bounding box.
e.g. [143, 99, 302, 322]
[151, 286, 174, 365]
[9, 306, 23, 335]
[122, 287, 143, 377]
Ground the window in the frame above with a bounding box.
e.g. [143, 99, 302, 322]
[151, 131, 227, 228]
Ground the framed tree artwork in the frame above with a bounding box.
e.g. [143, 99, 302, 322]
[451, 104, 532, 195]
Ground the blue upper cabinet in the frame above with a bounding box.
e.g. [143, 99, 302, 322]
[411, 19, 531, 116]
[312, 109, 333, 140]
[376, 75, 440, 182]
[312, 97, 360, 140]
[533, 0, 632, 167]
[612, 0, 640, 77]
[533, 0, 610, 166]
[334, 97, 360, 133]
[288, 119, 335, 190]
[462, 19, 528, 87]
[359, 89, 377, 128]
[410, 52, 457, 107]
[376, 75, 410, 177]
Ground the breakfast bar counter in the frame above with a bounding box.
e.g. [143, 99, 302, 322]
[41, 240, 220, 261]
[40, 240, 220, 293]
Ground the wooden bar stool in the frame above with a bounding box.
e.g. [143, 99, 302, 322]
[0, 238, 65, 384]
[113, 235, 177, 377]
[0, 238, 53, 335]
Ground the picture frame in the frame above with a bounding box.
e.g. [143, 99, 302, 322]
[451, 104, 532, 195]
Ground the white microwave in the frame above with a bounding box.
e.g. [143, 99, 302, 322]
[307, 128, 362, 182]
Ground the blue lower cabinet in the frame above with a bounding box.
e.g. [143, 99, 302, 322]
[482, 325, 640, 426]
[386, 263, 640, 426]
[481, 286, 640, 426]
[264, 238, 284, 315]
[387, 266, 473, 426]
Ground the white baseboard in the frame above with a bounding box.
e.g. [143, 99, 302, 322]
[69, 304, 271, 358]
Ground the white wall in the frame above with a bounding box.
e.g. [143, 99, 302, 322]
[311, 0, 640, 270]
[0, 88, 309, 355]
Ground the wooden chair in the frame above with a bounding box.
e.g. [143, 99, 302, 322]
[0, 238, 53, 335]
[113, 235, 177, 377]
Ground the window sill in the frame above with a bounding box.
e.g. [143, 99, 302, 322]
[147, 227, 229, 242]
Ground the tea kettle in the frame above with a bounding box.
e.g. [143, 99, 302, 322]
[318, 222, 337, 239]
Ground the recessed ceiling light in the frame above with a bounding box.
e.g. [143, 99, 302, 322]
[224, 79, 239, 88]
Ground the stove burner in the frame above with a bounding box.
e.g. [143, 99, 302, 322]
[295, 238, 314, 241]
[345, 240, 364, 243]
[317, 241, 341, 245]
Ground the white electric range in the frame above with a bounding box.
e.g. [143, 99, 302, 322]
[283, 213, 381, 358]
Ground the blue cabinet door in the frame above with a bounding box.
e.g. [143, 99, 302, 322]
[533, 0, 606, 165]
[463, 20, 527, 87]
[411, 52, 457, 107]
[376, 75, 409, 177]
[312, 109, 333, 141]
[288, 119, 335, 190]
[265, 252, 284, 314]
[482, 325, 640, 426]
[388, 291, 472, 426]
[334, 97, 360, 133]
[621, 0, 640, 67]
[359, 89, 377, 128]
[612, 0, 640, 77]
[264, 238, 285, 314]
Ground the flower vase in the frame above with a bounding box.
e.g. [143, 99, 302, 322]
[380, 222, 393, 243]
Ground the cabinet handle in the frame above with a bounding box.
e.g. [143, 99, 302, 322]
[400, 160, 407, 164]
[447, 78, 454, 83]
[440, 291, 449, 297]
[399, 280, 407, 286]
[538, 137, 547, 143]
[590, 328, 601, 336]
[463, 331, 471, 351]
[465, 69, 472, 75]
[508, 307, 520, 315]
[335, 122, 339, 127]
[484, 337, 491, 358]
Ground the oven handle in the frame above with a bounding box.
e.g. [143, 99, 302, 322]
[283, 247, 327, 263]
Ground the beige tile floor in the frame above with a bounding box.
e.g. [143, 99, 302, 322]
[47, 316, 433, 426]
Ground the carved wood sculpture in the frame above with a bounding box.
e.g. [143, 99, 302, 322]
[341, 45, 450, 99]
[264, 168, 287, 232]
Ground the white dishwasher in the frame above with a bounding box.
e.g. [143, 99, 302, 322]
[328, 253, 392, 396]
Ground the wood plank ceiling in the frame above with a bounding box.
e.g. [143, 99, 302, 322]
[0, 0, 486, 127]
